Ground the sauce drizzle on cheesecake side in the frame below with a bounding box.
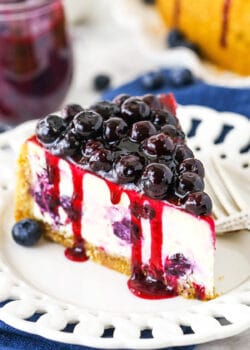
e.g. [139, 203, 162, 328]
[221, 0, 232, 47]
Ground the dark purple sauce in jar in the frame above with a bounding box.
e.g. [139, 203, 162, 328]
[0, 0, 73, 124]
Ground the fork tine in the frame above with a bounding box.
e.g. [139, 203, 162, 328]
[204, 179, 223, 219]
[211, 156, 249, 211]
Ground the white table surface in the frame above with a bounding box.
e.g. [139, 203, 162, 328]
[64, 2, 250, 349]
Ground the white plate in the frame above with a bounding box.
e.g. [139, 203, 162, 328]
[0, 106, 249, 349]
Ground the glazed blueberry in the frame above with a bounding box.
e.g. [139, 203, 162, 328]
[121, 97, 151, 124]
[165, 253, 191, 277]
[36, 115, 66, 144]
[183, 191, 212, 216]
[112, 93, 131, 107]
[167, 29, 185, 48]
[142, 94, 162, 110]
[93, 74, 111, 91]
[176, 171, 204, 197]
[51, 130, 81, 156]
[179, 158, 205, 177]
[89, 148, 113, 172]
[130, 202, 156, 220]
[90, 101, 120, 120]
[141, 71, 164, 90]
[143, 133, 175, 157]
[152, 110, 178, 128]
[129, 121, 157, 143]
[168, 68, 194, 87]
[12, 219, 42, 247]
[103, 117, 128, 142]
[141, 163, 173, 199]
[73, 110, 103, 137]
[161, 124, 184, 139]
[62, 104, 83, 124]
[174, 144, 194, 163]
[83, 140, 103, 158]
[114, 154, 144, 183]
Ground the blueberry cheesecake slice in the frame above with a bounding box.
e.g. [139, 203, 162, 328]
[14, 93, 215, 300]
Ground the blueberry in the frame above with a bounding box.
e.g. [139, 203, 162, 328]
[83, 140, 103, 158]
[168, 68, 194, 87]
[36, 115, 66, 144]
[121, 97, 151, 124]
[167, 29, 185, 48]
[174, 144, 194, 163]
[90, 101, 120, 120]
[114, 154, 144, 183]
[165, 253, 191, 277]
[50, 130, 81, 156]
[112, 94, 131, 107]
[62, 104, 83, 124]
[129, 121, 156, 143]
[176, 171, 204, 197]
[141, 71, 164, 90]
[152, 110, 178, 128]
[141, 163, 173, 199]
[143, 133, 175, 157]
[73, 110, 103, 137]
[12, 219, 42, 247]
[93, 74, 111, 91]
[183, 191, 212, 216]
[179, 158, 205, 177]
[161, 124, 184, 139]
[112, 218, 131, 243]
[142, 94, 162, 110]
[89, 148, 113, 172]
[103, 117, 128, 142]
[0, 123, 12, 133]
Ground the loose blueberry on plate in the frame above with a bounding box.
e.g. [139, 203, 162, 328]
[12, 219, 42, 247]
[168, 68, 194, 87]
[141, 71, 165, 90]
[183, 192, 212, 216]
[93, 74, 111, 91]
[167, 29, 185, 48]
[141, 163, 173, 199]
[36, 115, 66, 144]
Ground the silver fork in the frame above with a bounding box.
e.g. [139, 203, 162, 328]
[204, 156, 250, 233]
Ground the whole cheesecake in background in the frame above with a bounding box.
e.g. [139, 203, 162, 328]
[156, 0, 250, 75]
[14, 93, 216, 300]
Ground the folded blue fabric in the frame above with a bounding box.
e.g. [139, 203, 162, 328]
[103, 69, 250, 120]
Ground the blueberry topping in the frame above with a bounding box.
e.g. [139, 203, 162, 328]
[143, 133, 175, 157]
[174, 144, 194, 163]
[130, 202, 156, 220]
[176, 172, 204, 197]
[51, 130, 81, 156]
[114, 154, 144, 183]
[36, 115, 65, 144]
[112, 93, 131, 107]
[93, 74, 111, 91]
[161, 124, 184, 139]
[121, 97, 151, 124]
[62, 104, 83, 124]
[179, 158, 205, 177]
[141, 71, 164, 90]
[12, 219, 42, 247]
[83, 140, 103, 158]
[103, 117, 128, 143]
[142, 94, 162, 110]
[72, 110, 103, 138]
[141, 163, 173, 199]
[89, 148, 113, 172]
[165, 253, 191, 277]
[168, 68, 194, 87]
[90, 101, 120, 120]
[129, 121, 157, 143]
[167, 29, 185, 48]
[152, 110, 178, 128]
[183, 192, 212, 216]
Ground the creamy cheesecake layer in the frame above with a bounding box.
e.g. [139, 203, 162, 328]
[17, 138, 215, 299]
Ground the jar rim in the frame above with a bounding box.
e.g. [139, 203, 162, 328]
[0, 0, 59, 14]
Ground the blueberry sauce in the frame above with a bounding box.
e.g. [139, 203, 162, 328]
[221, 0, 232, 47]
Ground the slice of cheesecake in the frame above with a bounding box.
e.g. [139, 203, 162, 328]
[14, 93, 215, 300]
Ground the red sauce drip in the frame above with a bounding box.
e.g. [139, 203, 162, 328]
[65, 239, 88, 262]
[173, 0, 181, 27]
[220, 0, 232, 47]
[107, 181, 123, 205]
[44, 151, 60, 218]
[193, 283, 206, 300]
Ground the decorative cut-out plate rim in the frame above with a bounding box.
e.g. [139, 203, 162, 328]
[0, 105, 249, 349]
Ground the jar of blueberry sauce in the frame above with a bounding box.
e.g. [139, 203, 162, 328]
[0, 0, 73, 124]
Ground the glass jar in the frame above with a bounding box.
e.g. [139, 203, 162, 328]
[0, 0, 73, 124]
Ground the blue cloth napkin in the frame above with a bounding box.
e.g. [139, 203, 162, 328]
[1, 69, 249, 350]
